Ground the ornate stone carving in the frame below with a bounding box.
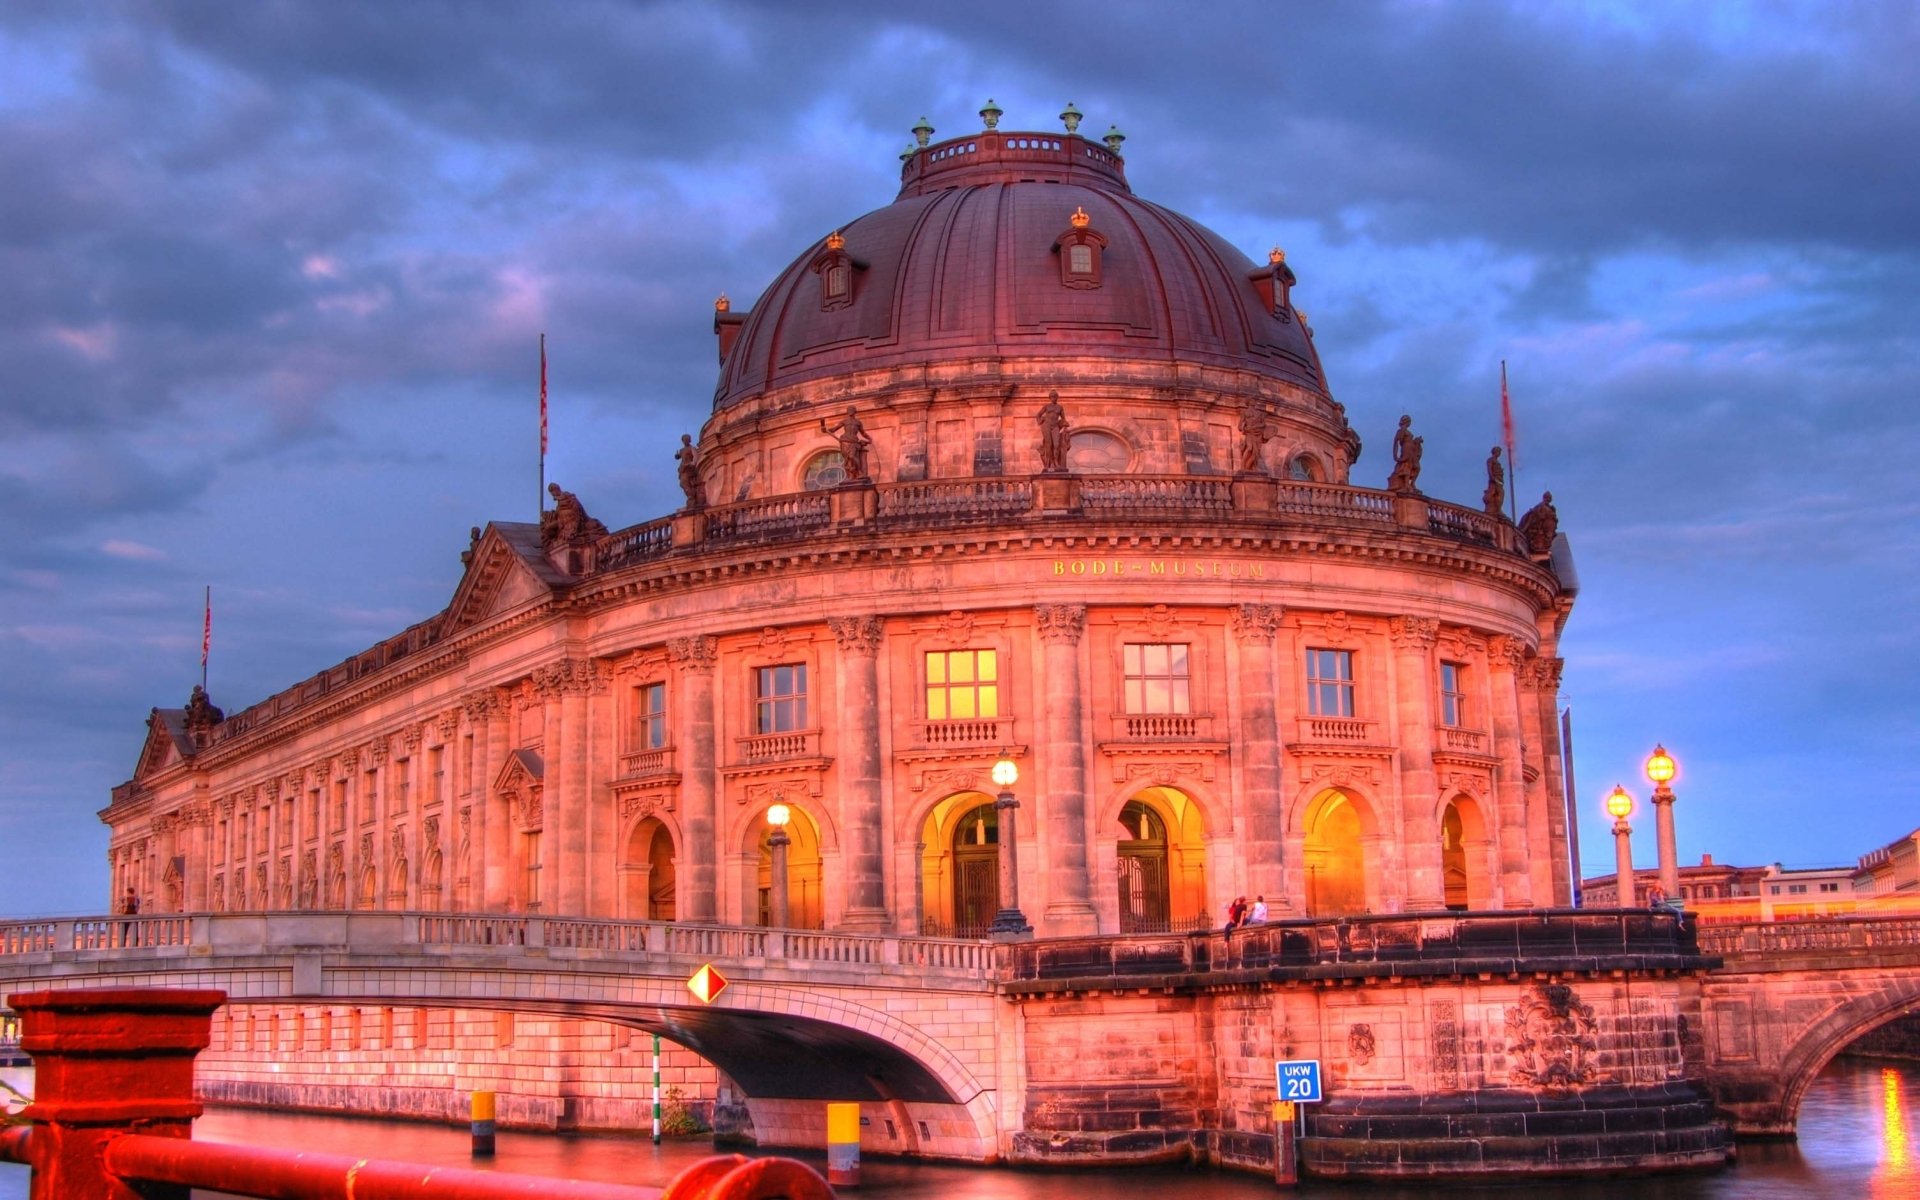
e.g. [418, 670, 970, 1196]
[336, 750, 360, 774]
[667, 635, 718, 670]
[1033, 603, 1086, 644]
[936, 610, 976, 646]
[422, 815, 439, 844]
[541, 482, 609, 548]
[461, 689, 499, 721]
[1519, 656, 1565, 694]
[1348, 1023, 1377, 1066]
[1518, 491, 1559, 555]
[1487, 635, 1527, 669]
[436, 709, 461, 741]
[512, 789, 544, 832]
[1433, 1000, 1460, 1090]
[829, 615, 884, 654]
[1438, 771, 1489, 798]
[1324, 611, 1353, 634]
[1036, 391, 1070, 473]
[1237, 401, 1275, 474]
[399, 725, 422, 753]
[1506, 980, 1601, 1090]
[758, 626, 790, 653]
[151, 813, 179, 836]
[1140, 604, 1180, 640]
[1230, 603, 1281, 643]
[1387, 414, 1424, 495]
[1308, 762, 1378, 788]
[359, 832, 374, 862]
[1388, 616, 1440, 651]
[363, 739, 388, 767]
[619, 793, 674, 822]
[532, 658, 605, 699]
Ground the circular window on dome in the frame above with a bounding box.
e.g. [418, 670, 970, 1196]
[802, 450, 847, 491]
[1066, 430, 1131, 474]
[1288, 454, 1324, 482]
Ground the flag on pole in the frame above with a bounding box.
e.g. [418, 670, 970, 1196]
[201, 587, 211, 669]
[1500, 360, 1516, 472]
[539, 333, 549, 457]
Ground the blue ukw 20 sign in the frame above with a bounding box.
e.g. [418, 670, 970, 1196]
[1276, 1059, 1323, 1103]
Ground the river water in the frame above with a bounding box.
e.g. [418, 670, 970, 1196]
[4, 1057, 1915, 1197]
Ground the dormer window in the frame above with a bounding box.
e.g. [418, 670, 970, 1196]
[810, 230, 865, 312]
[1249, 246, 1297, 321]
[1053, 206, 1107, 290]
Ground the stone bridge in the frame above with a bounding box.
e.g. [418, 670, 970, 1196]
[6, 909, 1920, 1173]
[1697, 916, 1920, 1135]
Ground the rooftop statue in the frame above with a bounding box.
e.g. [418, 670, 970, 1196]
[676, 434, 706, 509]
[820, 407, 873, 482]
[1518, 491, 1560, 555]
[1387, 414, 1424, 495]
[542, 483, 609, 548]
[1483, 447, 1506, 517]
[1036, 392, 1070, 473]
[1237, 402, 1275, 475]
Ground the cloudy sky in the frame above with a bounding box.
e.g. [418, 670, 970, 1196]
[2, 2, 1914, 915]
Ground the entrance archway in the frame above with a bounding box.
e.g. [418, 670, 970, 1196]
[1440, 795, 1493, 911]
[1113, 786, 1208, 933]
[623, 817, 677, 921]
[917, 792, 998, 937]
[1302, 789, 1370, 917]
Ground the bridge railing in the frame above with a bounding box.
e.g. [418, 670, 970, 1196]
[1001, 907, 1709, 985]
[0, 987, 834, 1200]
[1697, 914, 1920, 960]
[0, 911, 996, 983]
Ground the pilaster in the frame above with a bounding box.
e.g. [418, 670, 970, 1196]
[830, 615, 888, 929]
[1034, 603, 1094, 933]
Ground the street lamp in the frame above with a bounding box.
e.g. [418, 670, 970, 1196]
[1606, 784, 1636, 908]
[988, 755, 1032, 938]
[766, 802, 791, 929]
[1646, 744, 1680, 903]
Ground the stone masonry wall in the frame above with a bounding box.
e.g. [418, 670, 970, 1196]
[196, 1003, 718, 1132]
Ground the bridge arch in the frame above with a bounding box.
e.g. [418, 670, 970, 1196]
[1769, 974, 1920, 1133]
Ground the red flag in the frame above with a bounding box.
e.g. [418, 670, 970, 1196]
[1500, 360, 1516, 471]
[200, 586, 211, 669]
[539, 333, 549, 457]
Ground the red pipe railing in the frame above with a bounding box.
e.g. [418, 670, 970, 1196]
[0, 987, 833, 1200]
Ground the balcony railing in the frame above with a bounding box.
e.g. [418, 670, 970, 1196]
[1111, 713, 1208, 741]
[1081, 475, 1233, 513]
[618, 746, 674, 778]
[881, 478, 1034, 524]
[734, 728, 821, 764]
[917, 717, 1008, 748]
[1295, 716, 1377, 745]
[1437, 726, 1488, 754]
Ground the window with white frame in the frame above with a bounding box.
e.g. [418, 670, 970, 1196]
[1123, 644, 1191, 714]
[755, 664, 808, 733]
[1305, 648, 1355, 717]
[926, 649, 998, 720]
[1440, 662, 1467, 727]
[632, 682, 667, 749]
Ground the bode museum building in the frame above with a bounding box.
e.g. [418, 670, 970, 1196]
[86, 111, 1719, 1178]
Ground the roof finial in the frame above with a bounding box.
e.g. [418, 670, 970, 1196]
[911, 115, 934, 147]
[980, 97, 1003, 130]
[1060, 102, 1082, 134]
[1269, 246, 1286, 265]
[1103, 124, 1126, 155]
[825, 229, 846, 251]
[715, 293, 730, 312]
[900, 141, 919, 162]
[1070, 206, 1091, 230]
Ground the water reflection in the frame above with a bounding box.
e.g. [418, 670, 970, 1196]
[2, 1057, 1918, 1199]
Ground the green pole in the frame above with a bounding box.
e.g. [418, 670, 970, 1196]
[652, 1033, 662, 1143]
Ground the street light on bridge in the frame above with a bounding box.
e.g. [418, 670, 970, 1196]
[1646, 745, 1680, 904]
[767, 802, 792, 929]
[1606, 784, 1636, 908]
[988, 755, 1032, 939]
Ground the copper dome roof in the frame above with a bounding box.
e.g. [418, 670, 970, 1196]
[711, 130, 1325, 412]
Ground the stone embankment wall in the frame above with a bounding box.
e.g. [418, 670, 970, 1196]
[194, 1004, 720, 1132]
[1844, 1012, 1920, 1063]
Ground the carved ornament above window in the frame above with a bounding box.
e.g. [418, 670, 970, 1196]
[1052, 207, 1109, 290]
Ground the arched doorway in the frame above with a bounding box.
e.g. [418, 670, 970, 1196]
[917, 792, 999, 937]
[1440, 795, 1493, 911]
[1303, 789, 1368, 917]
[624, 817, 677, 921]
[755, 805, 823, 929]
[1113, 787, 1209, 933]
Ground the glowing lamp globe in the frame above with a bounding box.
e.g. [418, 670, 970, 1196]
[766, 803, 791, 829]
[991, 757, 1019, 789]
[1645, 745, 1676, 786]
[1605, 785, 1634, 821]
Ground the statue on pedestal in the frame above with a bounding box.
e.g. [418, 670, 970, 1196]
[1387, 414, 1424, 495]
[1483, 447, 1506, 516]
[820, 407, 873, 482]
[675, 434, 706, 509]
[1518, 491, 1560, 555]
[1036, 392, 1070, 473]
[1237, 402, 1275, 475]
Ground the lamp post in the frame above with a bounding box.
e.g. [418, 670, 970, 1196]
[1606, 785, 1636, 908]
[988, 756, 1032, 938]
[766, 802, 791, 929]
[1646, 745, 1679, 903]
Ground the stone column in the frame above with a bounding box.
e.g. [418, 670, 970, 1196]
[460, 688, 500, 909]
[1390, 616, 1446, 910]
[1516, 656, 1559, 905]
[1653, 780, 1680, 902]
[546, 660, 597, 915]
[830, 615, 888, 929]
[1533, 656, 1570, 905]
[669, 635, 720, 923]
[1486, 636, 1533, 906]
[1034, 603, 1095, 933]
[1231, 604, 1288, 910]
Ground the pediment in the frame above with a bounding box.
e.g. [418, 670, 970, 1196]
[443, 523, 562, 635]
[133, 710, 192, 779]
[492, 748, 545, 793]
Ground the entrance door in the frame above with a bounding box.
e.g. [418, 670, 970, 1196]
[951, 803, 999, 937]
[1117, 799, 1170, 933]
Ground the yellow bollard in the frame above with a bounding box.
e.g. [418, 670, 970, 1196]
[826, 1101, 861, 1186]
[1272, 1100, 1297, 1186]
[471, 1090, 496, 1157]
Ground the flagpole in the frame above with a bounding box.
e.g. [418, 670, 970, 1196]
[539, 333, 548, 521]
[200, 585, 211, 693]
[1501, 360, 1518, 523]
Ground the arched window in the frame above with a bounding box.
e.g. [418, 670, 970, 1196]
[803, 450, 847, 491]
[1066, 429, 1130, 473]
[1288, 454, 1323, 482]
[1116, 799, 1170, 933]
[950, 802, 1000, 938]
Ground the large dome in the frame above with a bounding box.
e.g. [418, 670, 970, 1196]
[712, 129, 1325, 413]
